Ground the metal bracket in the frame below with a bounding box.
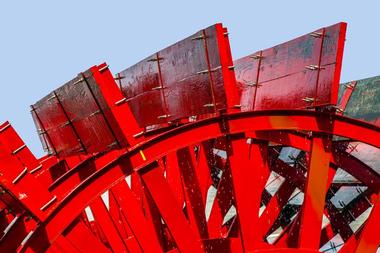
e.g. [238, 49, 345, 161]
[3, 216, 19, 236]
[59, 121, 71, 128]
[0, 123, 11, 133]
[152, 86, 165, 91]
[98, 65, 109, 73]
[133, 131, 144, 138]
[12, 167, 28, 184]
[47, 94, 57, 101]
[115, 97, 127, 106]
[302, 97, 316, 103]
[157, 114, 171, 119]
[250, 54, 264, 60]
[344, 83, 356, 89]
[114, 75, 125, 81]
[88, 110, 101, 117]
[309, 32, 323, 38]
[147, 57, 164, 62]
[192, 34, 207, 41]
[333, 106, 344, 113]
[73, 77, 84, 85]
[37, 128, 47, 134]
[30, 164, 43, 174]
[305, 65, 324, 71]
[12, 144, 26, 155]
[245, 80, 261, 87]
[20, 230, 35, 247]
[197, 66, 221, 75]
[40, 196, 57, 211]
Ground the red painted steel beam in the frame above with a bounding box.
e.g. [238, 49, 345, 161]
[62, 219, 111, 253]
[337, 81, 357, 115]
[0, 125, 57, 221]
[110, 180, 164, 253]
[228, 137, 270, 251]
[25, 113, 378, 227]
[129, 172, 167, 250]
[207, 167, 234, 238]
[298, 136, 332, 249]
[107, 190, 130, 243]
[90, 197, 129, 252]
[48, 235, 81, 253]
[259, 181, 296, 240]
[140, 162, 205, 253]
[90, 64, 143, 146]
[247, 131, 310, 151]
[176, 147, 209, 239]
[249, 130, 380, 192]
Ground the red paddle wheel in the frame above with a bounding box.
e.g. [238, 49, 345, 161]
[0, 22, 379, 253]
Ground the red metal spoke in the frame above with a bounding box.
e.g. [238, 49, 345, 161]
[62, 220, 111, 253]
[49, 235, 82, 253]
[111, 180, 164, 253]
[229, 137, 271, 250]
[90, 197, 129, 252]
[298, 137, 332, 248]
[176, 147, 209, 238]
[140, 162, 205, 253]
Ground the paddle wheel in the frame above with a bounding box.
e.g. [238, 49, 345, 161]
[0, 22, 379, 253]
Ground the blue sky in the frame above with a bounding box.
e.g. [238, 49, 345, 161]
[0, 1, 379, 156]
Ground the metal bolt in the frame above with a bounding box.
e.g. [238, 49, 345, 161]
[250, 54, 264, 60]
[147, 57, 164, 62]
[88, 110, 101, 117]
[98, 65, 109, 73]
[192, 34, 207, 41]
[197, 69, 210, 75]
[245, 80, 261, 87]
[0, 123, 11, 133]
[12, 145, 26, 155]
[157, 114, 171, 119]
[152, 86, 165, 91]
[302, 97, 315, 103]
[47, 94, 57, 101]
[114, 75, 125, 81]
[30, 164, 43, 174]
[133, 131, 144, 138]
[73, 77, 84, 85]
[309, 32, 323, 38]
[40, 196, 57, 211]
[12, 167, 28, 184]
[115, 97, 127, 106]
[345, 83, 355, 89]
[305, 65, 324, 70]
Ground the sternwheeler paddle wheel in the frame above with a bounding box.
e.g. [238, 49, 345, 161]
[0, 22, 379, 253]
